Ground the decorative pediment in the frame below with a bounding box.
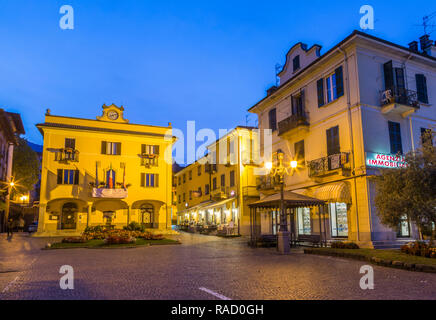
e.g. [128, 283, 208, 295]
[278, 42, 322, 84]
[96, 104, 129, 123]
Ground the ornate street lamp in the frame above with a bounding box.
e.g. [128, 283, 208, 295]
[265, 150, 298, 254]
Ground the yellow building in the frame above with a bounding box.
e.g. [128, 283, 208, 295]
[35, 104, 174, 236]
[175, 126, 259, 236]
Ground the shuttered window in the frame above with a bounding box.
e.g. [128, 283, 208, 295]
[335, 66, 344, 98]
[383, 60, 394, 91]
[141, 173, 159, 188]
[293, 55, 300, 72]
[388, 121, 403, 154]
[101, 141, 121, 155]
[326, 126, 340, 156]
[57, 169, 79, 185]
[65, 138, 75, 149]
[230, 170, 235, 187]
[416, 74, 429, 104]
[294, 140, 305, 161]
[317, 78, 324, 107]
[269, 108, 277, 132]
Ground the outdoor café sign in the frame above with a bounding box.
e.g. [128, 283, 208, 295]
[366, 152, 407, 169]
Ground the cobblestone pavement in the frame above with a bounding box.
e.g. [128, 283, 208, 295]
[0, 232, 435, 300]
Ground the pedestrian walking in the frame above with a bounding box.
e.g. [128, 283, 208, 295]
[7, 218, 14, 237]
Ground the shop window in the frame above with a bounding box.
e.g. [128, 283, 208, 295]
[297, 208, 311, 235]
[329, 203, 348, 237]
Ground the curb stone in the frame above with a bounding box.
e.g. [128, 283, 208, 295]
[304, 250, 436, 274]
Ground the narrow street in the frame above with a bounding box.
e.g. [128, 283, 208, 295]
[1, 232, 435, 300]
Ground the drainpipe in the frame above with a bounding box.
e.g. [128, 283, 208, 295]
[339, 46, 360, 242]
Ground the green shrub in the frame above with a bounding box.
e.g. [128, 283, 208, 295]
[123, 222, 146, 232]
[331, 241, 359, 249]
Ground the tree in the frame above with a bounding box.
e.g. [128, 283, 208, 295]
[374, 130, 436, 239]
[12, 138, 40, 195]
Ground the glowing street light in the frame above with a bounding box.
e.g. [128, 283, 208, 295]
[264, 150, 299, 254]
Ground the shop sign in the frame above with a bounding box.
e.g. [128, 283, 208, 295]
[366, 152, 407, 168]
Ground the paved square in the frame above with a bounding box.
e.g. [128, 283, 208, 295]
[0, 233, 435, 300]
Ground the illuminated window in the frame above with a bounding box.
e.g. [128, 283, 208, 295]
[329, 203, 348, 237]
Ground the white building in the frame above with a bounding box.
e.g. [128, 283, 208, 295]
[249, 31, 436, 248]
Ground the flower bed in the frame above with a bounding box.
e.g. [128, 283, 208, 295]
[331, 241, 359, 249]
[82, 226, 164, 241]
[401, 241, 436, 259]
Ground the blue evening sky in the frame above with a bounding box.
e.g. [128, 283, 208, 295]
[0, 0, 434, 164]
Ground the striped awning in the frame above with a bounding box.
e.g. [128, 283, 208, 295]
[313, 182, 351, 204]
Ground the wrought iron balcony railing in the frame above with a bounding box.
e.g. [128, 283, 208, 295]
[55, 148, 79, 162]
[308, 152, 350, 178]
[278, 113, 309, 136]
[381, 87, 420, 108]
[256, 175, 276, 191]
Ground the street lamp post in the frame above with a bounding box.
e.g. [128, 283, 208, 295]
[266, 151, 298, 255]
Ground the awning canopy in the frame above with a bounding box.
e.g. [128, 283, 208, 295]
[313, 182, 351, 204]
[249, 191, 325, 209]
[201, 197, 236, 211]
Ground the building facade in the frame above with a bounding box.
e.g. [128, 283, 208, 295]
[249, 31, 436, 248]
[35, 104, 174, 236]
[0, 109, 25, 231]
[175, 126, 259, 236]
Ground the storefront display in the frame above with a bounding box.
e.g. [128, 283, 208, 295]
[329, 202, 348, 237]
[297, 208, 311, 235]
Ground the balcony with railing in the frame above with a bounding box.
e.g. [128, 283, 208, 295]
[278, 113, 309, 137]
[308, 152, 350, 178]
[211, 186, 229, 200]
[380, 86, 420, 117]
[256, 175, 276, 191]
[140, 153, 159, 167]
[54, 148, 79, 162]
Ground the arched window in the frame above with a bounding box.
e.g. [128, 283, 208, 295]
[140, 204, 154, 228]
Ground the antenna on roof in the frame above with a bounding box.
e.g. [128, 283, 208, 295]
[421, 11, 436, 35]
[275, 63, 282, 87]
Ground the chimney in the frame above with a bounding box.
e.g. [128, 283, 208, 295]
[420, 35, 433, 54]
[266, 86, 278, 96]
[408, 41, 418, 51]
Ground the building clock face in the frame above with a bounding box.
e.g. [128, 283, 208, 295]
[107, 111, 119, 120]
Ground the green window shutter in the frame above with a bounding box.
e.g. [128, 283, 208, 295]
[155, 174, 159, 188]
[57, 169, 63, 184]
[154, 145, 160, 155]
[335, 66, 344, 98]
[101, 141, 107, 154]
[116, 143, 121, 155]
[140, 173, 145, 187]
[74, 170, 79, 185]
[141, 144, 146, 154]
[416, 74, 428, 104]
[383, 61, 394, 91]
[317, 79, 324, 107]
